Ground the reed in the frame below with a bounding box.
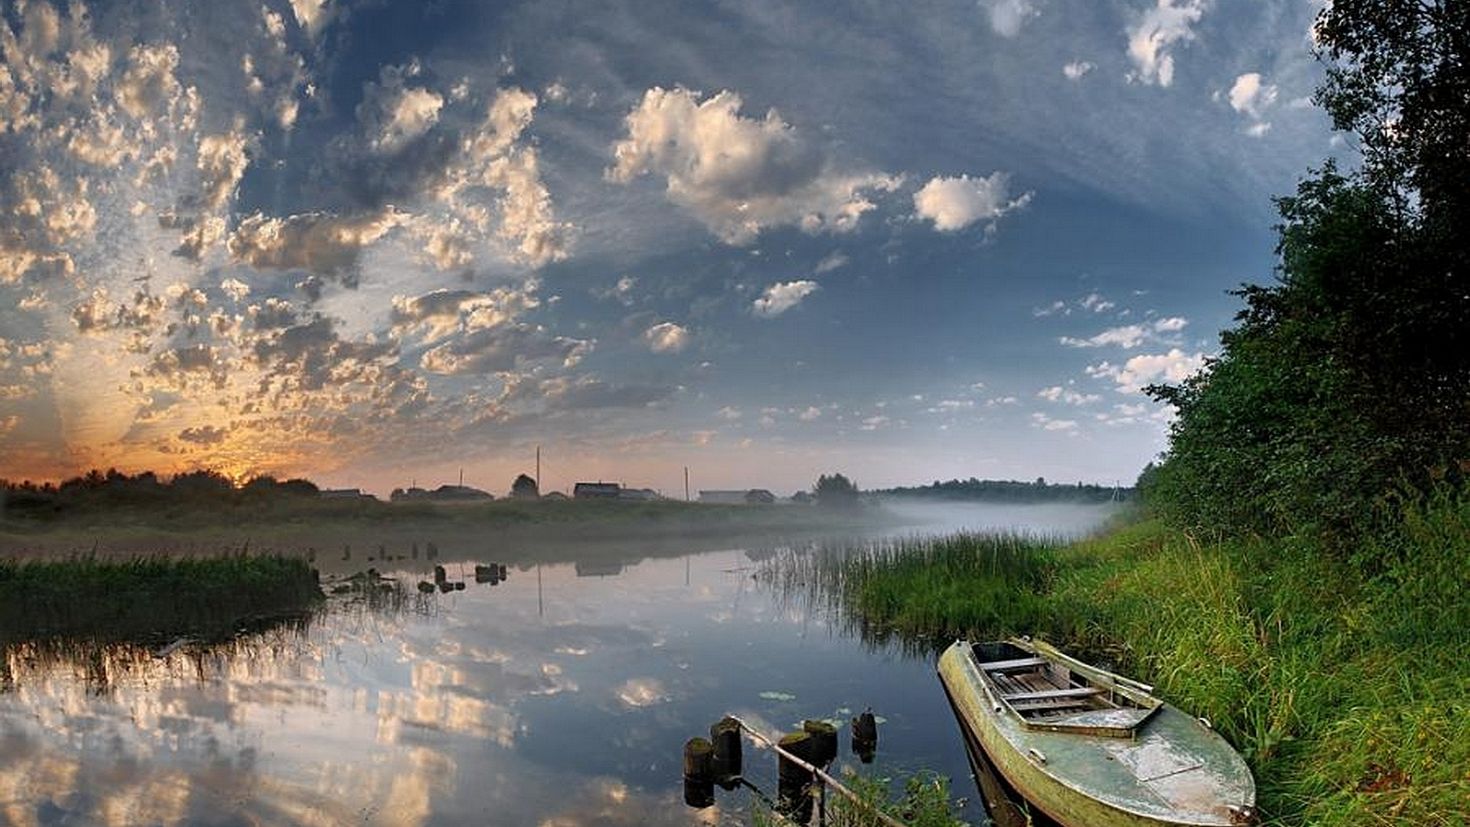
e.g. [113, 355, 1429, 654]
[0, 554, 323, 645]
[758, 532, 1062, 652]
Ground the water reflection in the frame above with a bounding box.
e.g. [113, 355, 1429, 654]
[0, 522, 1087, 826]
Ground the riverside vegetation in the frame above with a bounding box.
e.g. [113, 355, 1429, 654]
[764, 3, 1470, 824]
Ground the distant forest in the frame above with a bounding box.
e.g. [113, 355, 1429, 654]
[0, 469, 325, 521]
[877, 478, 1131, 503]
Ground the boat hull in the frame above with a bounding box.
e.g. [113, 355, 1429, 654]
[938, 640, 1256, 827]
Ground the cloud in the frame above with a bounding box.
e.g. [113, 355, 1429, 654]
[1060, 316, 1187, 348]
[814, 251, 849, 274]
[178, 425, 228, 444]
[1088, 348, 1208, 393]
[1063, 60, 1095, 80]
[609, 87, 897, 244]
[983, 0, 1040, 37]
[642, 322, 690, 353]
[798, 406, 822, 421]
[288, 0, 335, 38]
[1037, 386, 1101, 405]
[227, 209, 405, 282]
[115, 44, 181, 119]
[1227, 72, 1277, 118]
[196, 130, 250, 210]
[1030, 412, 1079, 432]
[532, 376, 675, 412]
[1226, 72, 1277, 135]
[357, 63, 444, 155]
[390, 286, 539, 343]
[913, 173, 1031, 232]
[419, 324, 585, 375]
[1127, 0, 1210, 87]
[752, 280, 819, 318]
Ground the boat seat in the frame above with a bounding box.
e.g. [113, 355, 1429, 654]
[1010, 697, 1093, 711]
[978, 656, 1048, 672]
[1001, 687, 1103, 702]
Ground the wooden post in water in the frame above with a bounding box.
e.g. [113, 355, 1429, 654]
[710, 716, 742, 788]
[683, 737, 715, 808]
[777, 730, 815, 824]
[803, 720, 838, 767]
[852, 708, 878, 763]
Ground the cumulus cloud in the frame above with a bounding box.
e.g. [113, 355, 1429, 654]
[178, 424, 228, 444]
[913, 173, 1031, 232]
[752, 280, 819, 318]
[1063, 60, 1095, 80]
[390, 286, 539, 343]
[642, 322, 690, 353]
[609, 87, 896, 244]
[357, 63, 444, 154]
[1226, 72, 1277, 135]
[1031, 412, 1079, 432]
[1088, 348, 1208, 393]
[1060, 316, 1187, 348]
[420, 325, 585, 375]
[1127, 0, 1209, 87]
[1037, 386, 1101, 405]
[288, 0, 335, 38]
[983, 0, 1040, 37]
[227, 209, 404, 282]
[115, 44, 181, 119]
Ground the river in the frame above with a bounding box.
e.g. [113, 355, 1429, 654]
[0, 502, 1114, 826]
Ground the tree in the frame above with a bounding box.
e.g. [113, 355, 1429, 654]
[1144, 1, 1470, 540]
[510, 473, 539, 500]
[814, 473, 860, 509]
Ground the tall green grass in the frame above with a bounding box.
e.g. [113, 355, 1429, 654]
[759, 532, 1062, 652]
[761, 494, 1470, 825]
[0, 555, 323, 645]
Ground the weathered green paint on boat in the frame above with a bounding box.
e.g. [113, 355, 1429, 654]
[938, 638, 1258, 827]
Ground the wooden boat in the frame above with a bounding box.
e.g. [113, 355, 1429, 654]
[938, 638, 1258, 826]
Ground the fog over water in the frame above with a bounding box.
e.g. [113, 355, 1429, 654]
[876, 499, 1121, 539]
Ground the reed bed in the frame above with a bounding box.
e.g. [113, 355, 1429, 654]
[758, 532, 1063, 652]
[0, 554, 323, 645]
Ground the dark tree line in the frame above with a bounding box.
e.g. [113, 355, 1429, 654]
[1, 469, 320, 519]
[1142, 0, 1470, 540]
[879, 477, 1128, 504]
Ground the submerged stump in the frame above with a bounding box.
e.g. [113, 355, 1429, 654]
[710, 716, 742, 787]
[777, 730, 815, 824]
[802, 719, 838, 767]
[682, 737, 715, 808]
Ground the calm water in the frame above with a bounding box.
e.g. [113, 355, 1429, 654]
[0, 504, 1113, 826]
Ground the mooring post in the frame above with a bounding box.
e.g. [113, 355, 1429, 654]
[683, 737, 715, 808]
[777, 730, 816, 824]
[853, 708, 878, 763]
[711, 715, 743, 788]
[803, 720, 838, 767]
[730, 716, 908, 827]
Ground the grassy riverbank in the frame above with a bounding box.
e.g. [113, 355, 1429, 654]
[0, 555, 323, 645]
[763, 495, 1469, 825]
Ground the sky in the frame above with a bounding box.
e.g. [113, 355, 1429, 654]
[0, 0, 1346, 497]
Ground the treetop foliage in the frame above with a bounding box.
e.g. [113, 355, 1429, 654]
[1143, 0, 1470, 541]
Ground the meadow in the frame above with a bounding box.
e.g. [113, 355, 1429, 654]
[759, 493, 1470, 825]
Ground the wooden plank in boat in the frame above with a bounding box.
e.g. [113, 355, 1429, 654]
[978, 656, 1047, 672]
[1002, 686, 1103, 702]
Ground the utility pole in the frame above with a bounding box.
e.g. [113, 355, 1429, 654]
[536, 445, 541, 492]
[684, 466, 690, 502]
[459, 467, 464, 487]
